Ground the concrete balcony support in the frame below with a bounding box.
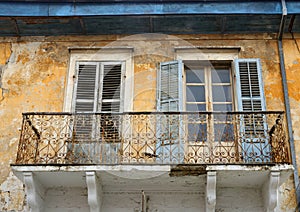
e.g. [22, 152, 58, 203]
[86, 171, 103, 212]
[263, 171, 280, 212]
[23, 172, 45, 212]
[206, 171, 217, 212]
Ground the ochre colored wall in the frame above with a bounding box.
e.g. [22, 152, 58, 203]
[283, 38, 300, 182]
[0, 34, 296, 210]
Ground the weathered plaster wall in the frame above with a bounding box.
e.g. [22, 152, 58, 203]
[0, 34, 295, 210]
[216, 187, 263, 212]
[103, 192, 204, 212]
[0, 40, 70, 210]
[283, 39, 300, 165]
[44, 187, 89, 212]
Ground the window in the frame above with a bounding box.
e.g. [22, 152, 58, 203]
[185, 61, 233, 112]
[73, 61, 124, 143]
[64, 48, 133, 113]
[64, 48, 133, 163]
[73, 61, 124, 113]
[184, 61, 234, 142]
[157, 58, 268, 162]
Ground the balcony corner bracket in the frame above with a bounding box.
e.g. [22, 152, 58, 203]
[23, 172, 45, 212]
[264, 171, 280, 212]
[206, 171, 217, 212]
[86, 171, 102, 212]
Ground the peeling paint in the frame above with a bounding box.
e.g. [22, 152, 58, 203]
[170, 165, 207, 176]
[0, 172, 25, 211]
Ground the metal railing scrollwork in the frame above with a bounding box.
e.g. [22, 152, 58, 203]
[15, 111, 290, 165]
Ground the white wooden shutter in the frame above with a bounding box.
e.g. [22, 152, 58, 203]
[157, 60, 183, 111]
[235, 59, 266, 111]
[100, 62, 123, 112]
[74, 62, 99, 112]
[72, 62, 100, 141]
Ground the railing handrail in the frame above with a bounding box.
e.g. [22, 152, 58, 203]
[22, 111, 285, 116]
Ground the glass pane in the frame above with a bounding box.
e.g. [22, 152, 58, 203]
[186, 104, 206, 111]
[214, 123, 234, 142]
[187, 85, 205, 102]
[188, 123, 207, 142]
[212, 85, 232, 102]
[186, 68, 205, 83]
[212, 68, 230, 83]
[213, 104, 232, 111]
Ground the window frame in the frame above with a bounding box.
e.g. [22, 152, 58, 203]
[176, 47, 240, 112]
[64, 48, 134, 113]
[72, 61, 125, 113]
[183, 61, 234, 112]
[183, 61, 234, 144]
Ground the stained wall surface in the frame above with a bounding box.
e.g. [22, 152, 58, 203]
[0, 34, 297, 211]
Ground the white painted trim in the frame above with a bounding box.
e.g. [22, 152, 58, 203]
[23, 172, 45, 212]
[12, 164, 294, 173]
[206, 171, 216, 212]
[174, 46, 241, 51]
[86, 171, 103, 212]
[64, 48, 134, 112]
[12, 165, 172, 173]
[176, 48, 239, 61]
[68, 46, 134, 52]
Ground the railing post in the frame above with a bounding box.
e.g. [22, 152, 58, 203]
[207, 113, 213, 163]
[233, 113, 241, 163]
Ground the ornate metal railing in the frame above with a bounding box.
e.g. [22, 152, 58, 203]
[15, 111, 290, 165]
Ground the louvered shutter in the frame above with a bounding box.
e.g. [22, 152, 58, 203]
[157, 61, 183, 111]
[156, 61, 184, 163]
[100, 63, 123, 112]
[235, 59, 267, 154]
[72, 62, 100, 142]
[235, 59, 266, 111]
[74, 62, 99, 112]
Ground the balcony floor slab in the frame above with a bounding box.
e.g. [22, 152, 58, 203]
[11, 164, 293, 191]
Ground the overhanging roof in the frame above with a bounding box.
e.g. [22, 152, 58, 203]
[0, 0, 300, 36]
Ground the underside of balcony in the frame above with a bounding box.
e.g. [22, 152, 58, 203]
[11, 164, 294, 212]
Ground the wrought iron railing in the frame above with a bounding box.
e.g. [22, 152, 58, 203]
[15, 111, 290, 165]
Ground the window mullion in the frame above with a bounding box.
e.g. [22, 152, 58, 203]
[206, 66, 212, 112]
[206, 66, 214, 143]
[98, 63, 104, 112]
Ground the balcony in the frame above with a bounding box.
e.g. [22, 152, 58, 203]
[15, 111, 290, 165]
[11, 111, 294, 211]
